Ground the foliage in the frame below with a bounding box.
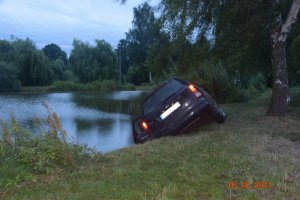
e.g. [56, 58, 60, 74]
[146, 31, 173, 79]
[0, 107, 96, 189]
[100, 80, 117, 91]
[49, 59, 65, 81]
[120, 82, 136, 90]
[117, 39, 131, 77]
[42, 43, 68, 65]
[248, 72, 267, 91]
[0, 39, 76, 88]
[117, 2, 161, 85]
[287, 22, 300, 85]
[155, 0, 300, 88]
[50, 80, 117, 91]
[11, 38, 53, 86]
[69, 39, 117, 83]
[62, 70, 77, 81]
[51, 81, 83, 91]
[0, 62, 20, 92]
[178, 59, 231, 103]
[0, 40, 14, 63]
[126, 64, 148, 85]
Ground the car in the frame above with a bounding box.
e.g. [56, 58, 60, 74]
[132, 77, 227, 144]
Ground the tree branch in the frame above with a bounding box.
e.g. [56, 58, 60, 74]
[281, 0, 300, 34]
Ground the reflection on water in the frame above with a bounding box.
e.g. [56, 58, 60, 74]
[0, 91, 147, 152]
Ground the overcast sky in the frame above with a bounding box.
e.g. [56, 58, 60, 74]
[0, 0, 158, 54]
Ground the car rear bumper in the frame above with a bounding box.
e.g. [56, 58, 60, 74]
[133, 97, 210, 144]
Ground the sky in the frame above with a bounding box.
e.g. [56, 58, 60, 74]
[0, 0, 158, 54]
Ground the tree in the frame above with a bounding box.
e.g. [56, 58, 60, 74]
[42, 43, 68, 65]
[13, 38, 53, 86]
[159, 0, 300, 115]
[69, 39, 117, 83]
[116, 39, 130, 83]
[0, 62, 20, 92]
[267, 0, 300, 115]
[125, 2, 161, 84]
[146, 31, 172, 79]
[0, 40, 15, 63]
[49, 59, 65, 81]
[287, 21, 300, 85]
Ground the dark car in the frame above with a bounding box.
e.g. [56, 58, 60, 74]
[132, 77, 226, 144]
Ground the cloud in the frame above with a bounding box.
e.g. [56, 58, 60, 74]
[0, 0, 157, 54]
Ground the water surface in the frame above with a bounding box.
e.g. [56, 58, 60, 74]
[0, 91, 146, 153]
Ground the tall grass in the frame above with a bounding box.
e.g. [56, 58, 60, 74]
[0, 103, 97, 190]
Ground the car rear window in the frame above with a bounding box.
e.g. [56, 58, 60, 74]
[143, 79, 184, 115]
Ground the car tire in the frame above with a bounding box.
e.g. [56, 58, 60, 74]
[210, 104, 226, 123]
[203, 91, 227, 124]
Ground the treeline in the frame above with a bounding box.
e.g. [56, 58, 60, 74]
[0, 37, 119, 92]
[1, 1, 300, 102]
[115, 1, 300, 103]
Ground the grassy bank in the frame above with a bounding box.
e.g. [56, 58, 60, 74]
[19, 81, 155, 93]
[1, 89, 300, 199]
[19, 81, 138, 93]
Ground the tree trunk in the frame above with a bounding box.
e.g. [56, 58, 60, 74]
[267, 0, 300, 116]
[149, 68, 152, 84]
[267, 24, 289, 115]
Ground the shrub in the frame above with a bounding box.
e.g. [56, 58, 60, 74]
[50, 80, 118, 91]
[227, 87, 250, 103]
[120, 83, 135, 90]
[84, 80, 102, 91]
[248, 72, 266, 91]
[0, 104, 96, 188]
[51, 81, 82, 91]
[126, 64, 148, 85]
[179, 60, 232, 103]
[101, 80, 117, 91]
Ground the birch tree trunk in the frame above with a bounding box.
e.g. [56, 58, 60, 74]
[267, 0, 300, 115]
[149, 68, 152, 84]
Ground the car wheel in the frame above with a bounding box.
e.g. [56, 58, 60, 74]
[203, 92, 227, 124]
[211, 104, 227, 123]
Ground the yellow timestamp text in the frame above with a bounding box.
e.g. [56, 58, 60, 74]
[228, 181, 272, 189]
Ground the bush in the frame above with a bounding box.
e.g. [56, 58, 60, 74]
[101, 80, 117, 91]
[126, 64, 148, 85]
[50, 81, 82, 91]
[227, 87, 250, 103]
[85, 80, 102, 91]
[0, 104, 96, 188]
[120, 83, 135, 90]
[50, 80, 119, 91]
[179, 60, 232, 103]
[248, 72, 266, 91]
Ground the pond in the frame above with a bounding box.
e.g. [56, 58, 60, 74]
[0, 91, 147, 153]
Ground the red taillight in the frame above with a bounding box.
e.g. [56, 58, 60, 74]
[188, 84, 201, 98]
[140, 120, 149, 131]
[189, 84, 197, 92]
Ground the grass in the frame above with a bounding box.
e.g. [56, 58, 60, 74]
[1, 88, 300, 199]
[18, 80, 135, 93]
[20, 86, 52, 93]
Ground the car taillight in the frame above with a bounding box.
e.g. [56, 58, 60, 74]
[188, 84, 201, 98]
[140, 120, 149, 131]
